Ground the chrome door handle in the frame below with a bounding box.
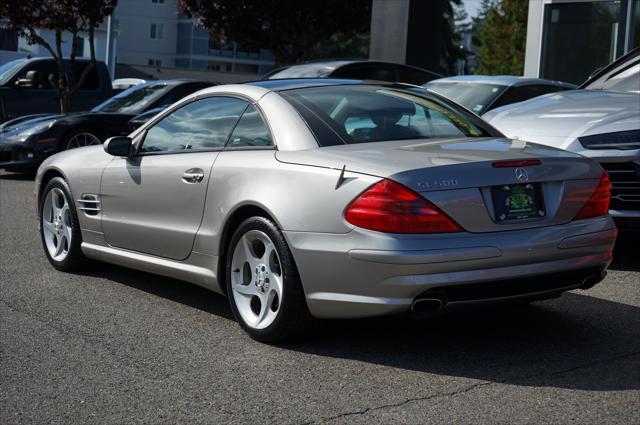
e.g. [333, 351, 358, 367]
[182, 168, 205, 183]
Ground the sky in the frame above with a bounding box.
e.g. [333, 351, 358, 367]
[462, 0, 484, 21]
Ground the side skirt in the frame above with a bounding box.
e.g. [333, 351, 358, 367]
[81, 242, 223, 294]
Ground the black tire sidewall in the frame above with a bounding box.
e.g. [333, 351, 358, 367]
[225, 216, 311, 342]
[39, 177, 84, 271]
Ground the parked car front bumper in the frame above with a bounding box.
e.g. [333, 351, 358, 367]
[0, 140, 55, 171]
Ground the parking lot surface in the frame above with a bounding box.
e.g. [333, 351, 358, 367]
[1, 171, 639, 424]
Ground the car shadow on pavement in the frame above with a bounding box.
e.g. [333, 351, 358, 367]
[609, 237, 640, 272]
[81, 261, 235, 321]
[80, 258, 639, 393]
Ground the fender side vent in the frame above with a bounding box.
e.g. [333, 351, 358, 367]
[78, 194, 101, 216]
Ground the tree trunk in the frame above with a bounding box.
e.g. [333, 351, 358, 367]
[53, 30, 71, 114]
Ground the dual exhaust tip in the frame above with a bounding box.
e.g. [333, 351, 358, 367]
[410, 271, 606, 315]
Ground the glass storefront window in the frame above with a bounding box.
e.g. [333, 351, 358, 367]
[541, 1, 624, 84]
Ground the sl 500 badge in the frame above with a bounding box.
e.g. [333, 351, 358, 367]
[417, 179, 459, 190]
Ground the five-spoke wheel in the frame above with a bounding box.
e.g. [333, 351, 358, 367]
[39, 177, 85, 271]
[226, 216, 313, 342]
[42, 187, 73, 261]
[231, 230, 283, 329]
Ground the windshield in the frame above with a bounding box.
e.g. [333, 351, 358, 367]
[282, 85, 489, 146]
[267, 64, 337, 79]
[585, 61, 640, 93]
[92, 82, 172, 114]
[425, 82, 507, 114]
[0, 59, 26, 85]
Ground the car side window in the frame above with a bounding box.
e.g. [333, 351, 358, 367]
[19, 61, 58, 89]
[226, 104, 273, 148]
[72, 63, 100, 90]
[396, 65, 436, 85]
[332, 64, 397, 82]
[492, 85, 567, 109]
[140, 96, 248, 153]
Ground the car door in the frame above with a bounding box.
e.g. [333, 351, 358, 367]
[5, 60, 60, 119]
[100, 95, 249, 260]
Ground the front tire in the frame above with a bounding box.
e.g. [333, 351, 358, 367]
[226, 216, 313, 342]
[39, 177, 86, 271]
[63, 129, 102, 150]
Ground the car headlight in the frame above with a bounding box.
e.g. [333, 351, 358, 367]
[5, 120, 56, 143]
[578, 130, 640, 150]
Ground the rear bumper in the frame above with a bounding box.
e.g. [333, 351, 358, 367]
[285, 216, 616, 319]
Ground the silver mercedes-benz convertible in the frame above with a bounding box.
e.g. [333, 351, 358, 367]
[35, 79, 617, 341]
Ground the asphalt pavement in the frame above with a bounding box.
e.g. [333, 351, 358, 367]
[1, 170, 639, 424]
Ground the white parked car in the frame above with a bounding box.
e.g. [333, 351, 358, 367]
[483, 48, 640, 231]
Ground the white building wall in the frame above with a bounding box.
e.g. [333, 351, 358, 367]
[113, 0, 180, 67]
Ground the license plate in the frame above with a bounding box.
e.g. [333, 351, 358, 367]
[492, 183, 545, 222]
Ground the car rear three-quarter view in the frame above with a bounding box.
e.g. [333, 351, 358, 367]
[34, 80, 617, 342]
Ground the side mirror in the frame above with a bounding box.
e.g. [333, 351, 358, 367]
[103, 136, 132, 157]
[14, 70, 37, 88]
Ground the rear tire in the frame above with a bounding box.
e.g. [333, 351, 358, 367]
[225, 216, 314, 342]
[39, 177, 86, 271]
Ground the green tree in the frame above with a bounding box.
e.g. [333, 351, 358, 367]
[473, 0, 528, 75]
[178, 0, 371, 65]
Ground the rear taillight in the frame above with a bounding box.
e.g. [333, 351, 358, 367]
[574, 172, 612, 220]
[344, 179, 462, 233]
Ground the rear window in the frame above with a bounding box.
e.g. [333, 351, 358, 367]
[425, 82, 507, 114]
[281, 85, 489, 145]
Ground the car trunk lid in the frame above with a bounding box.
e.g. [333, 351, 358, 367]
[276, 137, 604, 232]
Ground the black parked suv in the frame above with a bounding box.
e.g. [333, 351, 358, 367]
[0, 57, 113, 123]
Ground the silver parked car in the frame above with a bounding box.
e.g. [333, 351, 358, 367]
[424, 75, 576, 115]
[483, 48, 640, 231]
[35, 80, 616, 341]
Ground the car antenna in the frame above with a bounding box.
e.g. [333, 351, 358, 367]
[335, 164, 347, 190]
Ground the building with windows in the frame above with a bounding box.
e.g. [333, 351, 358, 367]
[0, 0, 275, 79]
[524, 0, 640, 84]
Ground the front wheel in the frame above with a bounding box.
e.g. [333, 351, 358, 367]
[226, 216, 313, 342]
[63, 129, 101, 150]
[39, 177, 86, 271]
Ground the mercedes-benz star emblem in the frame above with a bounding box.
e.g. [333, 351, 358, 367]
[515, 168, 529, 182]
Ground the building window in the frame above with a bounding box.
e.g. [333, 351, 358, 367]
[148, 59, 162, 67]
[540, 1, 624, 84]
[207, 61, 233, 72]
[150, 23, 164, 40]
[152, 0, 165, 3]
[72, 36, 84, 57]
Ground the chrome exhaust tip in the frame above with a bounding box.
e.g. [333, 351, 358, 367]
[580, 271, 607, 290]
[411, 298, 445, 314]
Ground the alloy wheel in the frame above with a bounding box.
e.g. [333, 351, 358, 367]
[230, 230, 284, 330]
[41, 188, 72, 262]
[66, 132, 101, 149]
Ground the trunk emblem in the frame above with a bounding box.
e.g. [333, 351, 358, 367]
[515, 168, 529, 182]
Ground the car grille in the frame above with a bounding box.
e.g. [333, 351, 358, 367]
[601, 162, 640, 211]
[0, 151, 12, 163]
[578, 130, 640, 150]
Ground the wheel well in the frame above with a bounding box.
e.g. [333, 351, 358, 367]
[39, 169, 65, 206]
[217, 205, 275, 296]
